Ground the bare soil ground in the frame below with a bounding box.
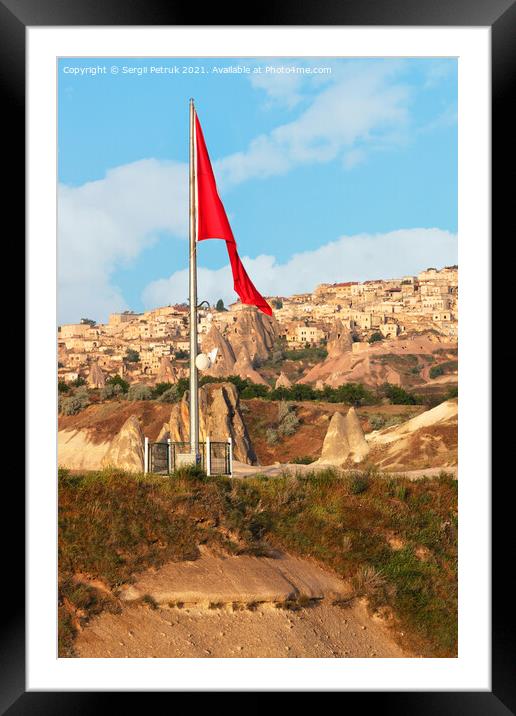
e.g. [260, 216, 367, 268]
[75, 600, 406, 658]
[74, 549, 407, 658]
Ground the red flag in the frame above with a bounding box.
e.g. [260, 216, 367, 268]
[195, 113, 272, 316]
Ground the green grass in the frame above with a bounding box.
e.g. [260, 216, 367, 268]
[59, 466, 457, 657]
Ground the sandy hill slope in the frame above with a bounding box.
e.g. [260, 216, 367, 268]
[75, 548, 406, 659]
[366, 399, 458, 471]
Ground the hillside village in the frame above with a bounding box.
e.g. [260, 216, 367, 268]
[58, 265, 458, 392]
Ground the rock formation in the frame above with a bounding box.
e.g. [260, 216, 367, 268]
[101, 415, 145, 472]
[233, 346, 269, 386]
[275, 372, 292, 389]
[156, 356, 177, 384]
[201, 325, 236, 376]
[87, 362, 106, 389]
[315, 379, 325, 391]
[318, 412, 350, 466]
[316, 407, 369, 466]
[345, 406, 370, 462]
[327, 320, 353, 358]
[167, 382, 257, 464]
[230, 306, 279, 362]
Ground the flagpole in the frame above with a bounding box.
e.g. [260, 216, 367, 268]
[188, 98, 199, 460]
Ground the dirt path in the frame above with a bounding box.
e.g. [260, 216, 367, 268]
[74, 549, 408, 658]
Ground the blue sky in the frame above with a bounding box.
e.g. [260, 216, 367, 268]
[58, 57, 457, 324]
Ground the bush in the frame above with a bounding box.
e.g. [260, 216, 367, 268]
[278, 411, 300, 437]
[58, 380, 70, 393]
[71, 376, 86, 388]
[100, 383, 123, 400]
[369, 414, 386, 430]
[381, 383, 419, 405]
[127, 384, 153, 401]
[348, 471, 372, 494]
[158, 385, 182, 403]
[106, 374, 129, 393]
[60, 391, 90, 415]
[369, 332, 384, 343]
[291, 455, 315, 465]
[152, 382, 173, 398]
[266, 428, 279, 445]
[277, 401, 291, 423]
[429, 366, 444, 379]
[125, 349, 140, 363]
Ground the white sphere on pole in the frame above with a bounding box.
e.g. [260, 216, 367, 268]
[195, 353, 211, 371]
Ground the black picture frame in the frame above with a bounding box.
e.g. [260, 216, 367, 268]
[7, 0, 506, 709]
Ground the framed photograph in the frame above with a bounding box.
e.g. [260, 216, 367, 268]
[8, 0, 508, 707]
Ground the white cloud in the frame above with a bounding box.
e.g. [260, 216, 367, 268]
[58, 159, 188, 323]
[142, 228, 457, 309]
[216, 63, 410, 188]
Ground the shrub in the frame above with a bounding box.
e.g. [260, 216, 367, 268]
[266, 428, 279, 445]
[277, 401, 291, 423]
[58, 380, 70, 394]
[369, 331, 384, 343]
[291, 455, 315, 465]
[278, 411, 300, 437]
[429, 366, 444, 379]
[71, 376, 86, 388]
[100, 383, 123, 400]
[158, 385, 182, 403]
[369, 414, 386, 430]
[352, 565, 386, 597]
[125, 348, 140, 363]
[348, 472, 372, 494]
[106, 374, 129, 393]
[60, 392, 90, 415]
[381, 383, 419, 405]
[152, 382, 173, 398]
[127, 384, 153, 401]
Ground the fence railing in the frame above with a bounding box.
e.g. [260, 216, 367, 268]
[144, 437, 232, 477]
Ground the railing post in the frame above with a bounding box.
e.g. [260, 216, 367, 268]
[206, 436, 211, 477]
[167, 438, 172, 475]
[144, 436, 149, 474]
[228, 437, 233, 479]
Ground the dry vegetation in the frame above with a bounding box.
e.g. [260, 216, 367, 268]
[59, 465, 457, 658]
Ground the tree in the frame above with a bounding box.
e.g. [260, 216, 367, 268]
[125, 348, 140, 363]
[368, 332, 383, 344]
[215, 298, 226, 312]
[272, 298, 283, 310]
[106, 374, 129, 393]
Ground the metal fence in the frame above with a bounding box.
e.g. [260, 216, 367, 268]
[144, 438, 232, 477]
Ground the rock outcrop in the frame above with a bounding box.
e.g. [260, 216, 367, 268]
[327, 320, 353, 358]
[233, 346, 269, 386]
[87, 362, 106, 389]
[230, 307, 279, 363]
[100, 415, 145, 472]
[156, 356, 177, 384]
[275, 372, 292, 389]
[317, 412, 350, 466]
[201, 325, 236, 376]
[316, 407, 370, 466]
[345, 406, 370, 462]
[168, 382, 257, 464]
